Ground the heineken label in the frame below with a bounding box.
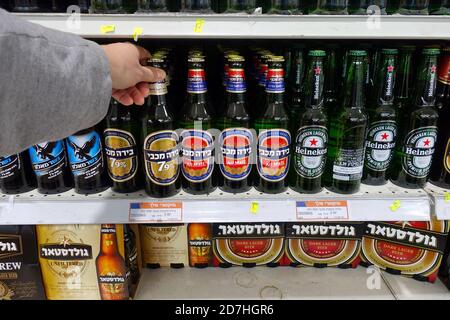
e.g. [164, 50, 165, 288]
[402, 126, 438, 178]
[257, 129, 291, 182]
[293, 126, 328, 179]
[219, 128, 253, 181]
[382, 64, 395, 101]
[187, 69, 207, 94]
[104, 129, 138, 182]
[333, 148, 365, 181]
[0, 155, 21, 180]
[181, 130, 214, 183]
[265, 69, 285, 93]
[144, 130, 180, 186]
[364, 121, 397, 171]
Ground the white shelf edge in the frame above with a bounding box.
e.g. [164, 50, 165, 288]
[424, 183, 450, 220]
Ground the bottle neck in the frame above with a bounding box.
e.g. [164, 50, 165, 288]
[100, 224, 119, 256]
[343, 57, 366, 109]
[414, 55, 439, 107]
[325, 50, 337, 96]
[395, 51, 413, 100]
[375, 55, 396, 105]
[304, 57, 325, 108]
[289, 50, 304, 93]
[186, 67, 208, 104]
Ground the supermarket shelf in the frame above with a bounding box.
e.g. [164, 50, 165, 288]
[0, 182, 430, 225]
[134, 266, 450, 300]
[425, 182, 450, 220]
[15, 13, 450, 39]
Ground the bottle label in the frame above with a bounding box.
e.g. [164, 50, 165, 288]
[181, 130, 214, 183]
[445, 138, 450, 174]
[383, 64, 395, 100]
[29, 141, 66, 180]
[144, 130, 180, 186]
[402, 126, 438, 178]
[66, 131, 104, 180]
[333, 148, 365, 181]
[257, 129, 291, 182]
[258, 62, 268, 87]
[219, 128, 253, 181]
[0, 155, 21, 180]
[187, 69, 207, 94]
[293, 126, 328, 179]
[438, 54, 450, 85]
[265, 69, 285, 93]
[226, 68, 246, 93]
[148, 81, 168, 95]
[104, 129, 138, 183]
[364, 121, 397, 171]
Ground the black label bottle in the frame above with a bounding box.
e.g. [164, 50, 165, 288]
[389, 48, 440, 189]
[363, 49, 398, 186]
[324, 50, 368, 194]
[137, 0, 168, 12]
[0, 151, 36, 194]
[179, 56, 217, 195]
[311, 0, 348, 14]
[289, 50, 328, 194]
[104, 99, 142, 193]
[397, 0, 429, 14]
[142, 58, 181, 198]
[254, 56, 290, 194]
[66, 127, 110, 194]
[216, 55, 253, 193]
[28, 140, 73, 194]
[181, 0, 214, 12]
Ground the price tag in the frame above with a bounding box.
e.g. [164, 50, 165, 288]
[194, 19, 205, 33]
[250, 201, 259, 214]
[100, 24, 115, 34]
[389, 200, 401, 212]
[129, 202, 183, 223]
[133, 27, 143, 42]
[296, 200, 349, 221]
[444, 191, 450, 203]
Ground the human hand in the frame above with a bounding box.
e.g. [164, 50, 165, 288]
[101, 43, 166, 106]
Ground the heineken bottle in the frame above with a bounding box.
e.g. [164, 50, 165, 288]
[397, 0, 429, 14]
[324, 50, 368, 194]
[363, 49, 398, 185]
[290, 50, 328, 194]
[348, 0, 386, 14]
[137, 0, 169, 12]
[389, 48, 440, 189]
[311, 0, 348, 14]
[224, 0, 256, 12]
[181, 0, 214, 12]
[266, 0, 301, 14]
[394, 46, 416, 113]
[429, 0, 449, 14]
[288, 46, 305, 134]
[324, 45, 340, 120]
[91, 0, 124, 13]
[254, 56, 290, 194]
[216, 56, 253, 193]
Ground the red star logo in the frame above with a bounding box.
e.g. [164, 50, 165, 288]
[381, 133, 389, 140]
[314, 66, 321, 75]
[431, 65, 437, 73]
[387, 65, 394, 72]
[310, 138, 318, 146]
[424, 139, 431, 146]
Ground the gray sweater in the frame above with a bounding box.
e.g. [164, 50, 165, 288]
[0, 9, 112, 157]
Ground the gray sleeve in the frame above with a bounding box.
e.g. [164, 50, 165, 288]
[0, 9, 112, 157]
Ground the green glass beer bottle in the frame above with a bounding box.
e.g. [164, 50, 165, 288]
[363, 49, 398, 186]
[254, 56, 291, 194]
[290, 50, 327, 194]
[216, 56, 253, 193]
[137, 0, 169, 12]
[430, 0, 449, 14]
[224, 0, 256, 12]
[324, 46, 340, 120]
[324, 50, 368, 194]
[389, 48, 440, 189]
[91, 0, 124, 13]
[348, 0, 387, 14]
[288, 46, 305, 134]
[394, 46, 416, 113]
[397, 0, 429, 14]
[311, 0, 348, 14]
[267, 0, 301, 14]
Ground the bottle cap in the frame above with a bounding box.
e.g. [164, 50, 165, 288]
[349, 50, 367, 57]
[308, 50, 326, 57]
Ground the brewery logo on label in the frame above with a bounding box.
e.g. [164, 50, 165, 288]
[144, 130, 179, 186]
[100, 225, 117, 234]
[219, 128, 253, 181]
[333, 148, 365, 181]
[187, 69, 207, 94]
[0, 235, 23, 259]
[104, 129, 138, 183]
[286, 223, 363, 240]
[364, 121, 397, 171]
[66, 131, 104, 180]
[0, 282, 14, 300]
[438, 55, 450, 85]
[226, 68, 246, 93]
[181, 130, 214, 183]
[148, 80, 168, 96]
[29, 141, 66, 180]
[427, 65, 437, 99]
[402, 126, 438, 178]
[0, 155, 21, 180]
[213, 223, 284, 238]
[383, 64, 395, 99]
[257, 129, 291, 182]
[293, 126, 328, 179]
[144, 226, 180, 243]
[444, 139, 450, 174]
[265, 69, 285, 93]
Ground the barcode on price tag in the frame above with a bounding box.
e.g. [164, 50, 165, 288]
[129, 202, 183, 223]
[296, 200, 349, 221]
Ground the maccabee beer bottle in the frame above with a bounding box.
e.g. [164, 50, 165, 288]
[254, 56, 290, 194]
[363, 49, 398, 185]
[142, 58, 181, 198]
[389, 48, 440, 189]
[324, 50, 368, 194]
[0, 151, 36, 194]
[289, 50, 328, 194]
[104, 99, 142, 193]
[179, 56, 217, 195]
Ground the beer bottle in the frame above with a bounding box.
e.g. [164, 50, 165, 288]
[324, 50, 368, 194]
[389, 48, 440, 189]
[312, 0, 348, 14]
[216, 56, 253, 193]
[394, 46, 416, 113]
[181, 0, 214, 12]
[288, 46, 305, 134]
[290, 50, 328, 194]
[142, 58, 181, 198]
[224, 0, 256, 12]
[429, 0, 449, 14]
[91, 0, 124, 13]
[255, 52, 273, 119]
[397, 0, 429, 14]
[104, 99, 142, 193]
[348, 0, 387, 14]
[66, 127, 110, 194]
[363, 49, 398, 185]
[254, 56, 291, 194]
[267, 0, 300, 14]
[28, 140, 73, 194]
[96, 224, 129, 300]
[188, 223, 213, 268]
[0, 152, 36, 194]
[429, 47, 450, 188]
[12, 0, 40, 11]
[123, 225, 140, 290]
[137, 0, 168, 12]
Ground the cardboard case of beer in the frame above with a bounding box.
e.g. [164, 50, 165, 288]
[283, 222, 363, 268]
[360, 218, 450, 283]
[0, 225, 46, 300]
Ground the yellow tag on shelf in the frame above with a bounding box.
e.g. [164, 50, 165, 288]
[250, 202, 259, 214]
[194, 19, 205, 33]
[445, 192, 450, 203]
[100, 24, 115, 34]
[389, 200, 401, 212]
[133, 27, 143, 42]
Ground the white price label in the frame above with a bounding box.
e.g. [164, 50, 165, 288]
[296, 200, 349, 221]
[129, 202, 183, 223]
